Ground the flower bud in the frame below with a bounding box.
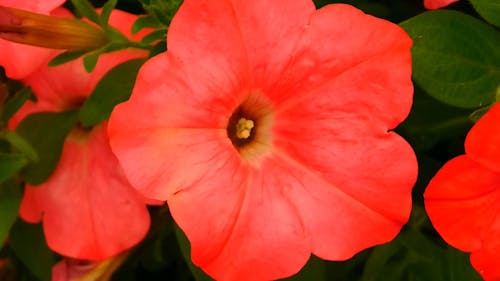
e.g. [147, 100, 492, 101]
[0, 6, 108, 51]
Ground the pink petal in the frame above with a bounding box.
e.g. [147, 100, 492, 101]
[465, 103, 500, 173]
[265, 4, 413, 126]
[424, 155, 500, 251]
[19, 124, 150, 260]
[0, 0, 64, 12]
[424, 0, 459, 10]
[170, 155, 310, 281]
[470, 229, 500, 281]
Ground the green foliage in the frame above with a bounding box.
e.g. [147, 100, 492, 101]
[174, 226, 214, 281]
[48, 51, 88, 68]
[0, 179, 21, 244]
[9, 221, 58, 281]
[139, 0, 183, 27]
[16, 111, 79, 185]
[0, 87, 32, 123]
[79, 58, 146, 126]
[0, 153, 28, 183]
[401, 10, 500, 108]
[470, 0, 500, 28]
[101, 0, 119, 26]
[71, 0, 102, 25]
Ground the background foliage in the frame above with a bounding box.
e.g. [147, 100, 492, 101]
[1, 0, 499, 280]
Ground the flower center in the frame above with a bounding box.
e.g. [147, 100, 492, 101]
[235, 117, 254, 139]
[226, 92, 274, 163]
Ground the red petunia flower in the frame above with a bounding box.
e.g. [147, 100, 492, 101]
[108, 1, 417, 280]
[424, 0, 459, 10]
[8, 10, 152, 260]
[425, 103, 500, 281]
[0, 0, 64, 79]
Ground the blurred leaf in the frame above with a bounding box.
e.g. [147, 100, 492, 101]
[174, 226, 214, 281]
[469, 105, 492, 122]
[140, 30, 166, 45]
[0, 153, 28, 183]
[360, 229, 482, 281]
[1, 87, 32, 123]
[0, 179, 21, 244]
[71, 0, 102, 25]
[83, 52, 100, 73]
[100, 0, 118, 25]
[398, 90, 473, 152]
[16, 111, 78, 185]
[132, 15, 163, 34]
[10, 221, 58, 281]
[79, 58, 146, 127]
[284, 256, 327, 281]
[48, 51, 87, 67]
[470, 0, 500, 28]
[401, 10, 500, 108]
[2, 131, 38, 162]
[140, 0, 182, 27]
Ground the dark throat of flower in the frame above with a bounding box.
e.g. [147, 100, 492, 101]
[225, 93, 274, 162]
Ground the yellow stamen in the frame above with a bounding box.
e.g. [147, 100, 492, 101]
[236, 118, 254, 139]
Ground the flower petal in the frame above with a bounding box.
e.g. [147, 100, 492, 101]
[19, 124, 150, 260]
[423, 0, 458, 10]
[470, 229, 500, 281]
[424, 155, 500, 251]
[0, 0, 65, 12]
[465, 103, 500, 173]
[267, 4, 413, 129]
[171, 156, 311, 281]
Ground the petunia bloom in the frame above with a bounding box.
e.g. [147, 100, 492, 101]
[108, 0, 417, 280]
[0, 0, 64, 79]
[8, 10, 152, 260]
[425, 103, 500, 281]
[424, 0, 459, 10]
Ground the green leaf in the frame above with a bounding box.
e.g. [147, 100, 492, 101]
[48, 51, 87, 67]
[0, 179, 21, 244]
[284, 256, 327, 281]
[1, 87, 32, 122]
[132, 15, 163, 34]
[470, 0, 500, 28]
[16, 111, 78, 185]
[10, 221, 58, 281]
[2, 130, 38, 162]
[83, 52, 100, 73]
[70, 0, 102, 25]
[141, 29, 166, 45]
[400, 10, 500, 108]
[174, 225, 214, 281]
[79, 58, 146, 126]
[0, 153, 28, 183]
[100, 0, 118, 26]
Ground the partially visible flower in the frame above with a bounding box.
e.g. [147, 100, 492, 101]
[424, 0, 459, 10]
[8, 10, 152, 261]
[52, 252, 129, 281]
[0, 0, 64, 79]
[108, 0, 417, 280]
[425, 103, 500, 281]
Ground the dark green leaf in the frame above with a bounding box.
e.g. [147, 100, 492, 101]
[132, 15, 162, 34]
[83, 52, 100, 73]
[101, 0, 118, 25]
[48, 51, 87, 67]
[0, 179, 21, 243]
[284, 256, 327, 281]
[469, 105, 492, 122]
[16, 111, 78, 185]
[79, 58, 146, 126]
[0, 153, 28, 183]
[401, 10, 500, 108]
[140, 29, 166, 45]
[2, 130, 38, 162]
[470, 0, 500, 28]
[10, 221, 58, 281]
[1, 87, 32, 122]
[70, 0, 102, 25]
[174, 226, 214, 281]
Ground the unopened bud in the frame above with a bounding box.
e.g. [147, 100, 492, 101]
[0, 6, 109, 51]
